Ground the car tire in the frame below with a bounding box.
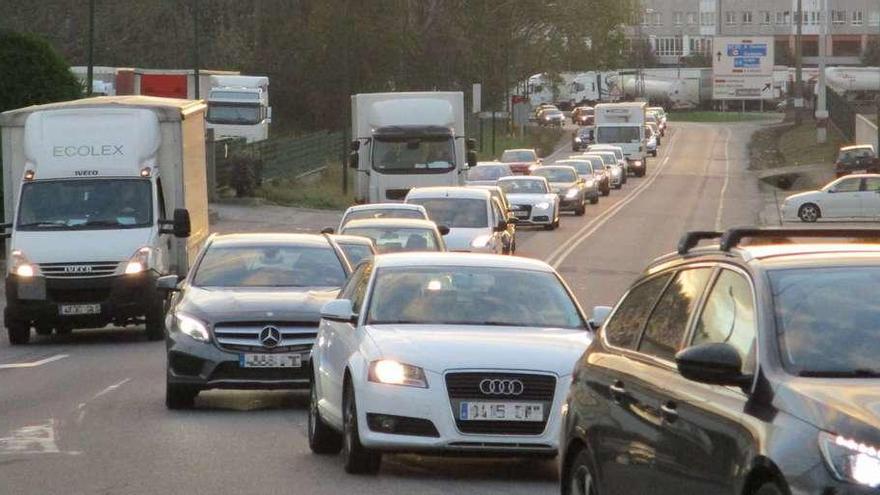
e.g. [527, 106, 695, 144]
[145, 298, 166, 341]
[165, 379, 197, 410]
[589, 196, 598, 205]
[342, 383, 381, 474]
[614, 182, 622, 190]
[575, 202, 586, 216]
[6, 320, 30, 345]
[798, 203, 821, 223]
[601, 186, 610, 197]
[753, 482, 785, 495]
[652, 151, 658, 157]
[309, 381, 343, 454]
[563, 448, 598, 495]
[637, 169, 646, 177]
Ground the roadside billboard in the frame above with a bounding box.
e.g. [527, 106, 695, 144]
[712, 37, 774, 100]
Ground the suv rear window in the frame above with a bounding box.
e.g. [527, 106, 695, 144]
[604, 273, 672, 349]
[639, 268, 713, 361]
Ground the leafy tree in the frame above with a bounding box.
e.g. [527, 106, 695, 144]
[0, 30, 81, 113]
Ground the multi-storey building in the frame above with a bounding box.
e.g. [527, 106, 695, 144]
[627, 0, 880, 66]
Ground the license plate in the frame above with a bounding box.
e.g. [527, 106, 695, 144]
[58, 304, 101, 316]
[459, 402, 544, 422]
[514, 210, 529, 218]
[239, 353, 302, 368]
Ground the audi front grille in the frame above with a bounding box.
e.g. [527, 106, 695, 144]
[212, 321, 318, 353]
[445, 372, 556, 435]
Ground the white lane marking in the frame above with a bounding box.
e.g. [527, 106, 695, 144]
[0, 353, 69, 370]
[0, 419, 81, 456]
[544, 129, 679, 268]
[75, 378, 132, 425]
[714, 128, 733, 231]
[91, 378, 131, 400]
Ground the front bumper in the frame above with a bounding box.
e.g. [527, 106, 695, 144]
[5, 271, 159, 329]
[355, 371, 570, 455]
[510, 204, 555, 225]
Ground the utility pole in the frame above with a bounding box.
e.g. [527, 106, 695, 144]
[86, 0, 95, 96]
[794, 0, 804, 125]
[192, 0, 200, 99]
[816, 0, 829, 143]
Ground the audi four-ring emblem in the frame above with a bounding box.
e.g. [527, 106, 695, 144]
[259, 326, 282, 348]
[479, 378, 524, 396]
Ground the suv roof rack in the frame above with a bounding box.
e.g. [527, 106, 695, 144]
[677, 231, 722, 254]
[719, 227, 880, 251]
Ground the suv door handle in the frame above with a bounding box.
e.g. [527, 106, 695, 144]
[609, 381, 627, 402]
[660, 402, 678, 423]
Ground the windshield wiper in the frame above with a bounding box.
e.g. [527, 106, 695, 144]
[16, 221, 68, 228]
[798, 369, 880, 378]
[69, 219, 124, 229]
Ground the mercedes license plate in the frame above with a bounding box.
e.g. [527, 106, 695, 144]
[239, 353, 301, 368]
[58, 304, 101, 316]
[459, 402, 543, 422]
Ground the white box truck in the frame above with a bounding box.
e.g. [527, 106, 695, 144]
[350, 92, 476, 203]
[0, 96, 209, 344]
[594, 102, 648, 177]
[206, 75, 271, 143]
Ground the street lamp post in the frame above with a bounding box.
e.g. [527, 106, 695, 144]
[794, 0, 804, 125]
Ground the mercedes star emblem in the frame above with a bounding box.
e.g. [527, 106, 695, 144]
[259, 326, 282, 348]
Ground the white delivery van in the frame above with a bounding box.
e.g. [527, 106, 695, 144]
[350, 92, 476, 203]
[594, 102, 648, 177]
[0, 96, 209, 344]
[206, 75, 271, 143]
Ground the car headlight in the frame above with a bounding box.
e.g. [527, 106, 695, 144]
[9, 250, 38, 278]
[368, 360, 428, 388]
[470, 234, 494, 248]
[544, 116, 550, 120]
[535, 202, 551, 210]
[174, 312, 209, 342]
[585, 179, 595, 188]
[574, 137, 582, 143]
[565, 188, 579, 199]
[820, 432, 880, 488]
[124, 246, 154, 275]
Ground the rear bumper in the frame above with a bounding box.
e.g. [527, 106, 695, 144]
[5, 271, 160, 329]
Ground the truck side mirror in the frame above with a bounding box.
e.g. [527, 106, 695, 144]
[172, 208, 191, 238]
[466, 138, 476, 151]
[467, 150, 477, 168]
[350, 140, 360, 152]
[349, 151, 359, 169]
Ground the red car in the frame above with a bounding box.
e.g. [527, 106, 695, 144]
[500, 148, 541, 175]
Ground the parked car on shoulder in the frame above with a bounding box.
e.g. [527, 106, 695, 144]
[161, 233, 352, 409]
[339, 218, 447, 254]
[561, 227, 880, 495]
[500, 148, 542, 175]
[310, 253, 593, 473]
[532, 166, 588, 216]
[334, 203, 429, 233]
[835, 145, 880, 177]
[781, 174, 880, 223]
[464, 162, 514, 186]
[497, 176, 560, 230]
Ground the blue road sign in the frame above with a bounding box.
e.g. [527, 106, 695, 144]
[727, 44, 768, 57]
[734, 57, 761, 68]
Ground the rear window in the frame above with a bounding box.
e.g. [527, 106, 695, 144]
[501, 150, 537, 163]
[343, 208, 426, 225]
[533, 168, 577, 183]
[467, 166, 510, 181]
[408, 197, 488, 229]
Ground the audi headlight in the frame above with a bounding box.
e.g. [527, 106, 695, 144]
[9, 250, 38, 278]
[174, 312, 209, 342]
[565, 188, 579, 199]
[535, 202, 551, 210]
[124, 246, 154, 275]
[368, 360, 428, 388]
[820, 432, 880, 488]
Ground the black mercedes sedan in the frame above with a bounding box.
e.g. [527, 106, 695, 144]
[561, 228, 880, 495]
[159, 233, 351, 409]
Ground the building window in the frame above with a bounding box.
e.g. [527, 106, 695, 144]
[674, 11, 683, 25]
[701, 12, 715, 26]
[655, 37, 683, 57]
[689, 37, 713, 55]
[832, 10, 847, 25]
[687, 12, 697, 25]
[726, 11, 737, 25]
[760, 11, 771, 24]
[653, 12, 663, 26]
[641, 12, 649, 25]
[742, 11, 753, 25]
[870, 11, 880, 27]
[853, 11, 864, 26]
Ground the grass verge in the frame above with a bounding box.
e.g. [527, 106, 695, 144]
[476, 125, 566, 160]
[749, 122, 843, 170]
[670, 111, 778, 123]
[256, 162, 354, 209]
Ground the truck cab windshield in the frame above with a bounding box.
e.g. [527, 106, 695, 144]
[372, 136, 455, 173]
[207, 102, 262, 125]
[18, 179, 153, 230]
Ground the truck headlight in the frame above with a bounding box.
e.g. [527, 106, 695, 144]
[368, 360, 428, 388]
[9, 250, 38, 278]
[125, 246, 154, 275]
[820, 432, 880, 488]
[174, 312, 209, 342]
[565, 188, 579, 199]
[535, 202, 551, 210]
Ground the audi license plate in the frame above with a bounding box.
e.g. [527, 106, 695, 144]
[239, 353, 301, 368]
[58, 304, 101, 316]
[459, 402, 543, 422]
[514, 210, 529, 218]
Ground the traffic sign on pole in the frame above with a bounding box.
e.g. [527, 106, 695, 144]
[712, 37, 774, 100]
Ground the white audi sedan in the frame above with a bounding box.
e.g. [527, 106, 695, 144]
[308, 253, 592, 474]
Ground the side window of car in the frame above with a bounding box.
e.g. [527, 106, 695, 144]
[835, 178, 862, 192]
[339, 263, 366, 301]
[604, 273, 673, 350]
[351, 262, 373, 316]
[491, 199, 503, 224]
[639, 268, 713, 361]
[864, 177, 880, 192]
[693, 269, 757, 374]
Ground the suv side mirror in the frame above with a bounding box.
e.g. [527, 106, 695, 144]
[321, 299, 356, 323]
[588, 306, 612, 331]
[467, 150, 478, 168]
[675, 343, 751, 386]
[160, 208, 191, 238]
[349, 150, 359, 169]
[437, 225, 451, 236]
[156, 274, 181, 292]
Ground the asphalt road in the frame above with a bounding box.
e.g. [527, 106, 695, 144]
[0, 121, 767, 495]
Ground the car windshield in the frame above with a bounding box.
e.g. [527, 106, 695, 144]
[206, 102, 262, 125]
[367, 266, 586, 329]
[343, 208, 425, 225]
[467, 166, 510, 181]
[770, 267, 880, 377]
[501, 150, 536, 162]
[558, 161, 593, 175]
[338, 243, 373, 265]
[340, 227, 440, 253]
[17, 179, 152, 230]
[372, 135, 455, 173]
[534, 168, 577, 183]
[597, 126, 642, 144]
[499, 179, 548, 194]
[839, 148, 874, 162]
[407, 198, 488, 229]
[193, 244, 346, 288]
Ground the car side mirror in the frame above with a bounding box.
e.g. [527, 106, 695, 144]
[827, 188, 835, 194]
[675, 343, 750, 386]
[160, 208, 191, 238]
[467, 150, 478, 168]
[349, 151, 359, 169]
[321, 227, 335, 234]
[437, 225, 451, 236]
[321, 299, 357, 323]
[588, 305, 612, 331]
[156, 274, 181, 292]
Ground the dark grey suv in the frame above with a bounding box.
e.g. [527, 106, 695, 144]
[561, 228, 880, 495]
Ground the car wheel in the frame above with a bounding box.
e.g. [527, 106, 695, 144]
[798, 203, 820, 223]
[601, 185, 610, 196]
[753, 482, 785, 495]
[614, 182, 622, 190]
[342, 383, 381, 474]
[563, 448, 598, 495]
[309, 381, 343, 454]
[575, 201, 586, 216]
[637, 169, 646, 177]
[652, 151, 658, 157]
[589, 196, 598, 205]
[145, 298, 166, 341]
[165, 378, 197, 410]
[6, 320, 30, 345]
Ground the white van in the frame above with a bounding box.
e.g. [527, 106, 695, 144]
[404, 187, 511, 254]
[0, 96, 209, 344]
[594, 102, 647, 176]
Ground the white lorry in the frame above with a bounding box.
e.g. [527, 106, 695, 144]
[594, 102, 648, 177]
[206, 75, 271, 143]
[350, 92, 475, 203]
[0, 96, 209, 344]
